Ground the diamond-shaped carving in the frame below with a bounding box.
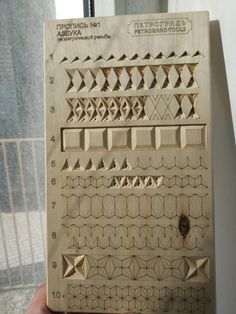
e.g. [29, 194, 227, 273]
[96, 98, 108, 120]
[73, 70, 85, 91]
[181, 64, 193, 87]
[66, 98, 78, 122]
[74, 99, 86, 121]
[172, 257, 186, 280]
[144, 96, 158, 120]
[119, 67, 131, 90]
[63, 254, 88, 279]
[144, 94, 198, 120]
[100, 256, 120, 279]
[181, 95, 193, 118]
[159, 257, 172, 280]
[107, 68, 118, 90]
[156, 95, 168, 119]
[169, 95, 180, 118]
[131, 67, 143, 89]
[155, 66, 168, 88]
[127, 256, 140, 279]
[66, 69, 84, 92]
[143, 66, 155, 89]
[120, 98, 132, 120]
[107, 98, 120, 120]
[95, 69, 107, 90]
[132, 97, 145, 119]
[185, 257, 210, 281]
[143, 257, 156, 279]
[84, 99, 96, 121]
[84, 69, 96, 90]
[169, 65, 180, 87]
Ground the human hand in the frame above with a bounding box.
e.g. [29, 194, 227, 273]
[26, 282, 98, 314]
[26, 281, 134, 314]
[26, 282, 60, 314]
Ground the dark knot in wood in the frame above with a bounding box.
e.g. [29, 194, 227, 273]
[179, 215, 190, 238]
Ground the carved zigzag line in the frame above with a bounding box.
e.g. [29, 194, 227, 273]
[59, 51, 204, 63]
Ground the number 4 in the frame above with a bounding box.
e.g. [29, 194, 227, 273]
[50, 136, 55, 143]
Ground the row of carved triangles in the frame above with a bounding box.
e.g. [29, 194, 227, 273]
[61, 158, 131, 171]
[60, 51, 204, 63]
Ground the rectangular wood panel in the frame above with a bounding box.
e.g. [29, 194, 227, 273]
[45, 11, 214, 313]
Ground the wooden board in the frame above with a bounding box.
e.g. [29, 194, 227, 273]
[45, 11, 214, 313]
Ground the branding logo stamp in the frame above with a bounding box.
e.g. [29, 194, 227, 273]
[128, 17, 192, 36]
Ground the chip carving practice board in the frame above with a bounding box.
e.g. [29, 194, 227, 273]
[45, 11, 215, 313]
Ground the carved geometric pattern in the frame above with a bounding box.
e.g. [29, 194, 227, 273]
[62, 223, 209, 250]
[63, 285, 211, 313]
[66, 96, 146, 122]
[62, 129, 84, 152]
[156, 126, 180, 148]
[62, 254, 210, 282]
[145, 94, 198, 120]
[186, 257, 210, 281]
[46, 12, 213, 314]
[61, 156, 207, 172]
[84, 128, 107, 150]
[61, 157, 131, 171]
[59, 51, 204, 63]
[62, 193, 209, 220]
[132, 156, 208, 170]
[132, 127, 155, 149]
[61, 125, 207, 152]
[65, 64, 198, 93]
[66, 94, 198, 123]
[91, 254, 187, 281]
[108, 128, 132, 150]
[61, 174, 207, 189]
[62, 254, 88, 279]
[109, 175, 163, 188]
[181, 125, 207, 148]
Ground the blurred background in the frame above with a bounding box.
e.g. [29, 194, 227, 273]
[0, 1, 235, 313]
[0, 1, 84, 312]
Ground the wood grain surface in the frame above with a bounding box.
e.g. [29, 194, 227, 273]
[45, 11, 214, 313]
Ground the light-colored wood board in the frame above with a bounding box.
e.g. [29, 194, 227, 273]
[45, 11, 214, 313]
